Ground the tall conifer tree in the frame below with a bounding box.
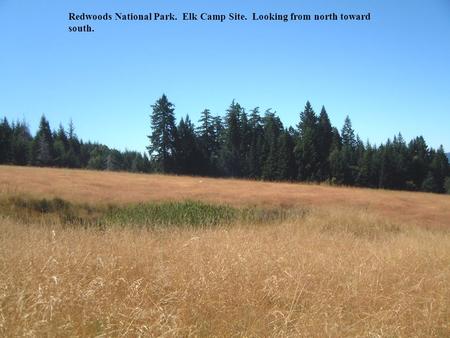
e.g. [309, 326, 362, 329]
[247, 108, 264, 178]
[0, 117, 12, 163]
[197, 109, 215, 174]
[176, 115, 202, 175]
[295, 101, 319, 181]
[31, 115, 54, 166]
[11, 120, 32, 165]
[317, 106, 333, 180]
[147, 94, 178, 173]
[220, 101, 243, 176]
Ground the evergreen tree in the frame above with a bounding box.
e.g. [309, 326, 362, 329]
[120, 150, 145, 172]
[246, 108, 264, 178]
[277, 129, 296, 180]
[330, 127, 342, 151]
[329, 147, 345, 185]
[31, 115, 54, 166]
[11, 120, 32, 165]
[339, 116, 357, 185]
[378, 141, 395, 189]
[356, 142, 375, 187]
[147, 94, 178, 173]
[1, 97, 448, 195]
[376, 135, 409, 190]
[340, 145, 355, 185]
[197, 109, 216, 174]
[317, 106, 333, 180]
[220, 100, 243, 176]
[295, 101, 319, 181]
[341, 116, 356, 150]
[0, 117, 12, 163]
[141, 153, 152, 173]
[261, 109, 283, 180]
[239, 108, 251, 176]
[106, 149, 123, 171]
[53, 124, 69, 167]
[176, 115, 202, 175]
[66, 119, 81, 168]
[421, 171, 438, 193]
[429, 145, 449, 193]
[391, 133, 408, 189]
[408, 136, 430, 189]
[78, 140, 92, 168]
[211, 115, 223, 175]
[87, 144, 109, 170]
[355, 135, 365, 163]
[444, 177, 450, 194]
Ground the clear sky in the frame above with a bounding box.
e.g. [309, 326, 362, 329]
[1, 0, 449, 153]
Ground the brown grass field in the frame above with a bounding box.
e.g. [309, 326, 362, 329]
[1, 165, 450, 336]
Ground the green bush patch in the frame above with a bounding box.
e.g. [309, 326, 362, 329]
[1, 195, 297, 228]
[104, 200, 237, 228]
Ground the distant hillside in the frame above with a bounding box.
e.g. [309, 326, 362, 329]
[447, 153, 450, 162]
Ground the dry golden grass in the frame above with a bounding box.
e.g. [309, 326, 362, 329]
[1, 209, 449, 337]
[1, 165, 450, 228]
[1, 166, 450, 336]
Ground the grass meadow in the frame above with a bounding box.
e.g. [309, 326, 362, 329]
[0, 165, 449, 336]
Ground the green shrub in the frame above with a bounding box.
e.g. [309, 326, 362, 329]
[1, 195, 297, 228]
[105, 200, 237, 228]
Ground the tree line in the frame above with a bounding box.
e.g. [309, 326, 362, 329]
[148, 95, 449, 193]
[0, 117, 151, 173]
[1, 94, 449, 193]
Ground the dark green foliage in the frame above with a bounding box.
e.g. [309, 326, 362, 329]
[53, 124, 69, 167]
[330, 127, 342, 151]
[209, 115, 224, 175]
[295, 101, 320, 181]
[31, 115, 54, 166]
[445, 177, 450, 194]
[121, 150, 149, 173]
[66, 120, 81, 168]
[421, 172, 438, 192]
[197, 109, 218, 175]
[86, 144, 108, 170]
[1, 96, 448, 194]
[356, 142, 377, 187]
[330, 152, 342, 185]
[261, 110, 283, 180]
[147, 94, 178, 173]
[378, 141, 395, 189]
[245, 107, 264, 178]
[0, 117, 13, 163]
[429, 146, 449, 193]
[339, 116, 358, 185]
[11, 120, 32, 165]
[277, 129, 297, 180]
[220, 101, 244, 177]
[390, 134, 408, 189]
[408, 136, 430, 189]
[106, 149, 123, 171]
[0, 116, 150, 173]
[317, 107, 333, 180]
[341, 116, 356, 150]
[176, 115, 203, 175]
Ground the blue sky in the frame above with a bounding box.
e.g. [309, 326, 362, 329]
[1, 0, 449, 153]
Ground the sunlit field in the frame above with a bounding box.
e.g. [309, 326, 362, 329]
[1, 165, 449, 336]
